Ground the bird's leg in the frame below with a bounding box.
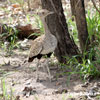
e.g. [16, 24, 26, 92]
[36, 59, 40, 82]
[46, 58, 52, 82]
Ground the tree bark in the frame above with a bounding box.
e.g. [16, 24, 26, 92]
[70, 0, 76, 16]
[41, 0, 80, 63]
[70, 0, 90, 53]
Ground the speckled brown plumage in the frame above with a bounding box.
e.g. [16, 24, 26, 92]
[28, 9, 57, 62]
[28, 9, 57, 82]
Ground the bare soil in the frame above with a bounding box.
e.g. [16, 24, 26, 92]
[0, 41, 100, 100]
[0, 0, 100, 100]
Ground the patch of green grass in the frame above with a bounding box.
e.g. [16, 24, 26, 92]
[0, 25, 19, 53]
[67, 17, 79, 45]
[62, 93, 66, 100]
[61, 49, 100, 83]
[33, 14, 44, 34]
[61, 9, 100, 83]
[7, 0, 24, 5]
[28, 14, 44, 39]
[86, 10, 100, 42]
[96, 95, 100, 100]
[34, 96, 39, 100]
[0, 79, 15, 100]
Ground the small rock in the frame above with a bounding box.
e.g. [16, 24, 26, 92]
[67, 98, 75, 100]
[87, 86, 98, 97]
[22, 86, 37, 97]
[17, 39, 30, 50]
[15, 95, 20, 100]
[53, 88, 68, 94]
[25, 79, 32, 85]
[79, 96, 87, 100]
[96, 82, 100, 87]
[81, 82, 89, 87]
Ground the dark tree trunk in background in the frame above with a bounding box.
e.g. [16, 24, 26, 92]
[70, 0, 90, 53]
[41, 0, 80, 63]
[70, 0, 76, 16]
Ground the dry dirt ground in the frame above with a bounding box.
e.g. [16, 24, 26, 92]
[0, 0, 100, 100]
[0, 40, 100, 100]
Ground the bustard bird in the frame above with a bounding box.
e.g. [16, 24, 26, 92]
[28, 9, 57, 82]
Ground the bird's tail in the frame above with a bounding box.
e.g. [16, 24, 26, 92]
[28, 57, 34, 62]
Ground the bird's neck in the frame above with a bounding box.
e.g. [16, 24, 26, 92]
[42, 19, 51, 36]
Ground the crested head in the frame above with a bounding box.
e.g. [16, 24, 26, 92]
[37, 9, 54, 17]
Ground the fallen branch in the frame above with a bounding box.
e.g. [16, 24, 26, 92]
[0, 24, 41, 40]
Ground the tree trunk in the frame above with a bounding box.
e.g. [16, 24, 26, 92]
[70, 0, 76, 16]
[70, 0, 90, 53]
[41, 0, 80, 63]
